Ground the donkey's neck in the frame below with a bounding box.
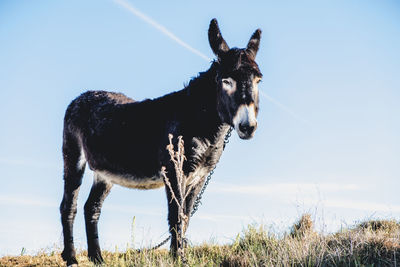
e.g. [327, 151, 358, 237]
[179, 64, 231, 174]
[184, 63, 230, 141]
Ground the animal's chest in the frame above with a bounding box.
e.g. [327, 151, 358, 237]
[185, 138, 224, 186]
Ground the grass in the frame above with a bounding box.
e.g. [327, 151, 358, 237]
[1, 214, 400, 267]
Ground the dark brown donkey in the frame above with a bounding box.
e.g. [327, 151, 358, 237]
[60, 18, 262, 265]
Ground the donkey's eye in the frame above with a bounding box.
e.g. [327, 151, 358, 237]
[221, 77, 236, 95]
[222, 79, 232, 86]
[257, 79, 262, 84]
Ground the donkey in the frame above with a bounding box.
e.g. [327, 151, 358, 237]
[60, 18, 262, 265]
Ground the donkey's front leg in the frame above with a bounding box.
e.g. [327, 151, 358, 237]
[166, 176, 205, 255]
[184, 179, 205, 220]
[179, 178, 206, 245]
[84, 174, 112, 264]
[165, 181, 184, 257]
[177, 181, 205, 249]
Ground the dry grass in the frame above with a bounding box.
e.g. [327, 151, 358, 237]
[162, 134, 191, 259]
[290, 213, 315, 238]
[2, 214, 400, 266]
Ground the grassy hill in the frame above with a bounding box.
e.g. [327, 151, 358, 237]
[1, 214, 399, 266]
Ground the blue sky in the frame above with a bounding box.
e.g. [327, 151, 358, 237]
[0, 0, 399, 256]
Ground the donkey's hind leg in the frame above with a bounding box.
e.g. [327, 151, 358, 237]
[84, 173, 112, 264]
[60, 134, 86, 266]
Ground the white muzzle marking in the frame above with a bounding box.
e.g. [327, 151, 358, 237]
[233, 103, 257, 138]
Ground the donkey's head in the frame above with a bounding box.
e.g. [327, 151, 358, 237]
[209, 19, 262, 140]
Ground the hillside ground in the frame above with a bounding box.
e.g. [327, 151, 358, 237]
[1, 214, 399, 267]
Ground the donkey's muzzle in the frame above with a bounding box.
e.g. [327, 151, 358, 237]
[237, 122, 257, 139]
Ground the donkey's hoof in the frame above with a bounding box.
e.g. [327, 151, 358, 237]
[88, 251, 104, 265]
[66, 259, 78, 267]
[61, 250, 78, 266]
[169, 247, 178, 258]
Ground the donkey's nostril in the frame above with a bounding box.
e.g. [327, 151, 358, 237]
[247, 125, 255, 133]
[239, 123, 255, 135]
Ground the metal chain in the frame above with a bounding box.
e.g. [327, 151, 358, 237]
[147, 235, 171, 251]
[147, 126, 233, 251]
[191, 126, 233, 216]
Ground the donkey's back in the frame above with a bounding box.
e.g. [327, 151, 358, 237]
[63, 90, 172, 183]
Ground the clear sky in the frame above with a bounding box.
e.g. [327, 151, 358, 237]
[0, 0, 399, 256]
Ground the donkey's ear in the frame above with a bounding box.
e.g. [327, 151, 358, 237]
[246, 29, 262, 60]
[208, 18, 229, 58]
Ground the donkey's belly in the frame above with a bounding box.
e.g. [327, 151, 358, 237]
[95, 170, 164, 190]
